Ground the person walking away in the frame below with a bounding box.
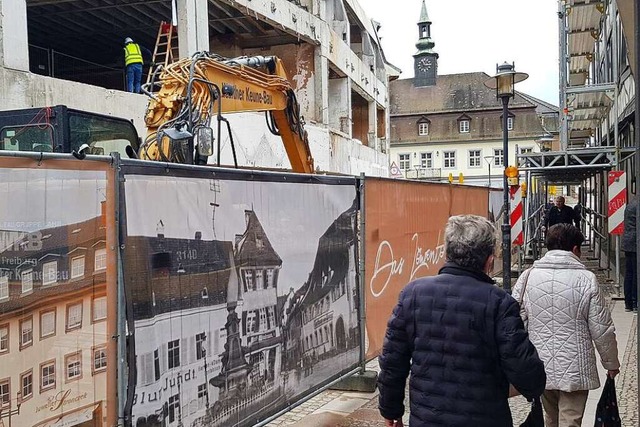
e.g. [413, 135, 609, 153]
[513, 223, 620, 427]
[123, 37, 151, 93]
[622, 194, 637, 312]
[545, 196, 575, 228]
[378, 215, 546, 427]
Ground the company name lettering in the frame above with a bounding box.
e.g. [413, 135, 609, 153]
[221, 83, 274, 105]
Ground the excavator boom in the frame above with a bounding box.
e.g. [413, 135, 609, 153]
[140, 53, 314, 173]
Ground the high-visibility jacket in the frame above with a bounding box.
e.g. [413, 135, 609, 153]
[124, 43, 143, 66]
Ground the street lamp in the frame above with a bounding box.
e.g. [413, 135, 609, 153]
[484, 62, 528, 293]
[484, 155, 494, 187]
[0, 391, 22, 427]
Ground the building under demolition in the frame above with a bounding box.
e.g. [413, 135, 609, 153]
[0, 0, 394, 176]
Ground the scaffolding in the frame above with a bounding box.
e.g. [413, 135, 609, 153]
[516, 0, 637, 294]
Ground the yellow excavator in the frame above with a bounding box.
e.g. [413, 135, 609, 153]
[136, 52, 315, 173]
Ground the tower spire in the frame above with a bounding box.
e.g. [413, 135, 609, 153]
[413, 0, 438, 87]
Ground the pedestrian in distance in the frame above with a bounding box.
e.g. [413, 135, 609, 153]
[622, 194, 637, 312]
[123, 37, 152, 94]
[378, 214, 546, 427]
[513, 223, 620, 427]
[545, 196, 575, 229]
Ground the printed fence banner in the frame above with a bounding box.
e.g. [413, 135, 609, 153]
[364, 178, 489, 360]
[0, 157, 117, 427]
[119, 163, 360, 427]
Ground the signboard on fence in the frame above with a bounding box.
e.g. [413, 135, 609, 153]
[363, 178, 489, 360]
[0, 158, 117, 427]
[608, 171, 627, 235]
[119, 163, 360, 427]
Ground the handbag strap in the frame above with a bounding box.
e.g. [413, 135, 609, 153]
[518, 268, 534, 306]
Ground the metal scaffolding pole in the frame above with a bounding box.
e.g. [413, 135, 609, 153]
[558, 0, 569, 149]
[635, 0, 639, 415]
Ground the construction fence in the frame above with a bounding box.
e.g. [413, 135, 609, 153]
[0, 153, 491, 427]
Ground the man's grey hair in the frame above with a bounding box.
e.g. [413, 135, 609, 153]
[444, 215, 496, 271]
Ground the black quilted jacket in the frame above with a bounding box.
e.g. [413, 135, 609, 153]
[378, 263, 546, 426]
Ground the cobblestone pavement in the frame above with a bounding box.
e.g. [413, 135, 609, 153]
[267, 248, 638, 427]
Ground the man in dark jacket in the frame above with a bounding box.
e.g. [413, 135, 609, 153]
[545, 196, 575, 228]
[622, 195, 637, 311]
[378, 215, 546, 427]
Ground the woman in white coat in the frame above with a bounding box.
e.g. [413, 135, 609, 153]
[513, 223, 620, 427]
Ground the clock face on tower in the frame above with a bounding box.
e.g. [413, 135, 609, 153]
[418, 57, 432, 72]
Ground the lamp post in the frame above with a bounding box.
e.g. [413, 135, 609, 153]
[0, 391, 22, 427]
[484, 62, 528, 292]
[484, 155, 493, 187]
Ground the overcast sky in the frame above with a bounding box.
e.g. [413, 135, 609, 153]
[358, 0, 560, 106]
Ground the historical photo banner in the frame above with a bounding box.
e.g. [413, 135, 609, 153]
[120, 165, 360, 427]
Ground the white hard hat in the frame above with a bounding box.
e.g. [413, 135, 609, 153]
[124, 37, 133, 44]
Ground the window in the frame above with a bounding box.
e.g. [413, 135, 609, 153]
[20, 370, 32, 401]
[93, 347, 107, 373]
[42, 260, 58, 286]
[168, 339, 180, 369]
[196, 332, 206, 360]
[420, 152, 433, 169]
[65, 352, 82, 381]
[266, 269, 274, 288]
[66, 302, 83, 331]
[255, 270, 264, 289]
[168, 394, 180, 423]
[259, 308, 268, 332]
[418, 122, 429, 136]
[494, 148, 504, 167]
[40, 361, 55, 392]
[399, 154, 410, 170]
[40, 310, 56, 339]
[22, 270, 33, 294]
[20, 317, 33, 349]
[94, 248, 107, 271]
[243, 270, 254, 292]
[267, 307, 276, 329]
[0, 276, 7, 300]
[459, 120, 470, 133]
[197, 383, 208, 405]
[0, 325, 8, 353]
[92, 297, 107, 322]
[245, 311, 256, 334]
[520, 147, 533, 154]
[468, 150, 481, 167]
[0, 380, 8, 407]
[507, 117, 514, 131]
[443, 151, 456, 168]
[154, 350, 160, 381]
[71, 256, 85, 279]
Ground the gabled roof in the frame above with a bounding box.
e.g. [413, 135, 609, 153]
[389, 72, 538, 115]
[236, 211, 282, 268]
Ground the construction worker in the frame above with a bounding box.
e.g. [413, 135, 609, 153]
[123, 37, 151, 94]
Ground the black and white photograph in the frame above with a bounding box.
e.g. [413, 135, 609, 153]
[122, 172, 360, 427]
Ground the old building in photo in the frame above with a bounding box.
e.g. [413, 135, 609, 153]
[389, 0, 559, 187]
[127, 209, 286, 427]
[0, 215, 108, 427]
[281, 202, 359, 393]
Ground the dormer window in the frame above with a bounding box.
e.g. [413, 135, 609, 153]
[417, 117, 430, 136]
[507, 117, 514, 131]
[459, 120, 470, 133]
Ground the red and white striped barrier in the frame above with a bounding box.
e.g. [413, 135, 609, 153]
[608, 171, 626, 235]
[510, 185, 523, 245]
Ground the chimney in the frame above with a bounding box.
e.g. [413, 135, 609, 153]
[195, 231, 202, 240]
[244, 210, 252, 227]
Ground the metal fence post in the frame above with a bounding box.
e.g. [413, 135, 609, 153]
[358, 173, 367, 373]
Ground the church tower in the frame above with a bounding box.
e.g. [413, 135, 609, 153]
[413, 0, 438, 87]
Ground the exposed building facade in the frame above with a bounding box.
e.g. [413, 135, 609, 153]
[389, 1, 559, 188]
[0, 0, 393, 176]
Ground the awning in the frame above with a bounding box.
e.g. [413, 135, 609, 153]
[36, 404, 99, 427]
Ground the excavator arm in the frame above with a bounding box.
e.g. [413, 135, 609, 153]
[140, 53, 315, 173]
